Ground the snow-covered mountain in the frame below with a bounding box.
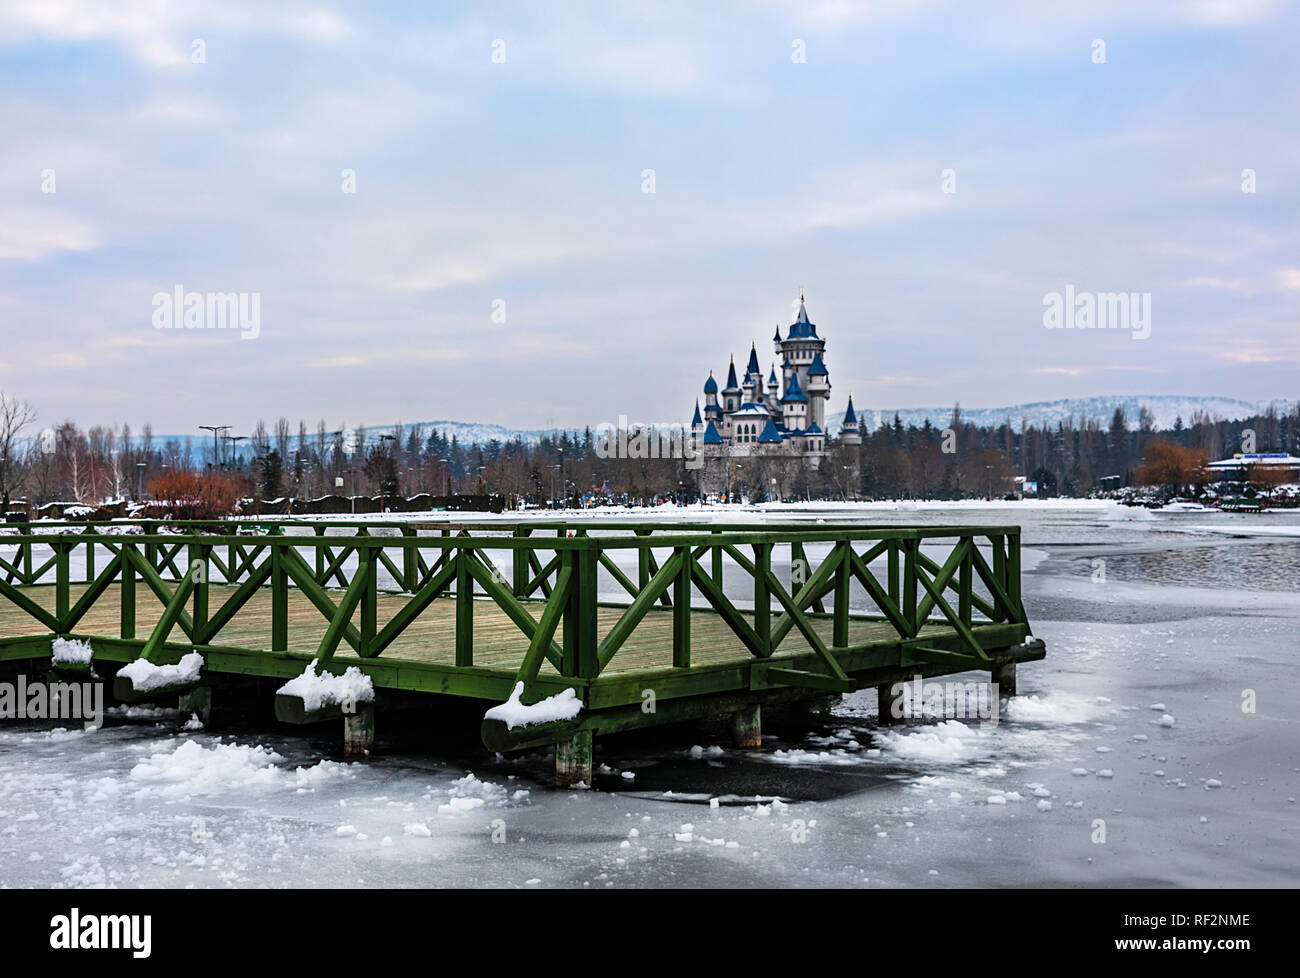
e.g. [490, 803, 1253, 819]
[843, 394, 1297, 434]
[141, 395, 1294, 455]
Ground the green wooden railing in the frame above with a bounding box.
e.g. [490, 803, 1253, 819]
[0, 519, 1030, 701]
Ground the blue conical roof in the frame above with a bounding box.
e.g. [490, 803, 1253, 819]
[843, 395, 857, 425]
[723, 358, 740, 392]
[702, 420, 723, 445]
[758, 417, 783, 444]
[781, 370, 808, 403]
[692, 402, 702, 426]
[788, 295, 819, 339]
[767, 365, 778, 385]
[746, 343, 760, 377]
[703, 371, 717, 394]
[808, 352, 828, 376]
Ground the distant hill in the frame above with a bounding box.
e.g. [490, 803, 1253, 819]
[841, 394, 1297, 435]
[139, 395, 1296, 455]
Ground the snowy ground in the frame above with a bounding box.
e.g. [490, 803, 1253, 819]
[1, 503, 1297, 888]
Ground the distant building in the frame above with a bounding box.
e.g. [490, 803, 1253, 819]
[689, 296, 860, 483]
[1206, 452, 1300, 480]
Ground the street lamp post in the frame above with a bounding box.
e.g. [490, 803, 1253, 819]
[199, 425, 231, 468]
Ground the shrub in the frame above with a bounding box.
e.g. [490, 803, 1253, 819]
[147, 470, 241, 520]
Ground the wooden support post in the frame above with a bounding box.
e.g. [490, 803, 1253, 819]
[555, 728, 593, 787]
[992, 661, 1017, 697]
[178, 686, 211, 727]
[732, 702, 761, 749]
[343, 702, 375, 758]
[877, 682, 903, 725]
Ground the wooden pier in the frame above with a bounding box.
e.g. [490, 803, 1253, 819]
[0, 518, 1044, 785]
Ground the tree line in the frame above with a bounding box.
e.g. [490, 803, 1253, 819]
[1, 390, 1295, 513]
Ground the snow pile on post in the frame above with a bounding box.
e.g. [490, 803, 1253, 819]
[277, 659, 374, 712]
[51, 637, 94, 665]
[119, 652, 204, 692]
[484, 682, 583, 730]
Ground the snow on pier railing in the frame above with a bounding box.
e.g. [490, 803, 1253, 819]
[51, 637, 94, 665]
[276, 659, 374, 713]
[118, 652, 204, 692]
[484, 682, 583, 730]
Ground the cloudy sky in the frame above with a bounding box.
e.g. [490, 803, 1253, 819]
[1, 0, 1296, 435]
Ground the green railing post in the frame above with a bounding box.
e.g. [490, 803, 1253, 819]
[959, 536, 973, 626]
[673, 545, 691, 668]
[512, 527, 529, 598]
[902, 537, 919, 636]
[271, 539, 288, 651]
[144, 522, 157, 578]
[888, 540, 900, 606]
[55, 540, 69, 625]
[401, 527, 417, 592]
[314, 526, 326, 583]
[992, 535, 1007, 622]
[1007, 532, 1022, 622]
[120, 542, 136, 639]
[833, 540, 850, 648]
[456, 546, 473, 667]
[85, 528, 95, 582]
[636, 529, 651, 591]
[711, 529, 723, 588]
[577, 544, 599, 679]
[189, 541, 209, 642]
[21, 524, 32, 585]
[560, 549, 577, 676]
[753, 542, 771, 655]
[360, 545, 377, 655]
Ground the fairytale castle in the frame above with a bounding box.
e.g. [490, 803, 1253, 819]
[690, 295, 861, 471]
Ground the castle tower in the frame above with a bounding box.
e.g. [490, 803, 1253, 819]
[781, 369, 808, 431]
[840, 395, 861, 446]
[721, 357, 741, 414]
[806, 352, 830, 430]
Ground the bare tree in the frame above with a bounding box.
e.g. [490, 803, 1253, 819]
[0, 391, 37, 510]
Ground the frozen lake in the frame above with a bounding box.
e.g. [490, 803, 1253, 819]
[2, 501, 1297, 888]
